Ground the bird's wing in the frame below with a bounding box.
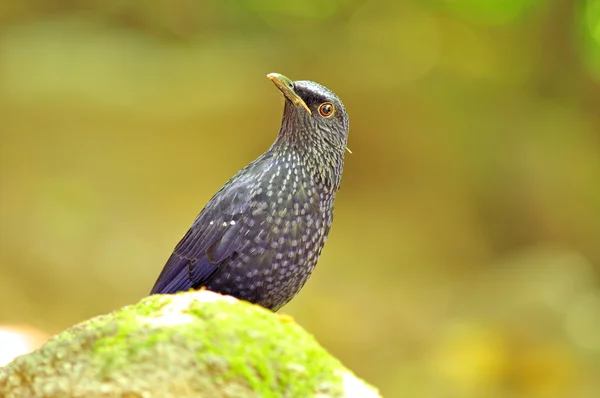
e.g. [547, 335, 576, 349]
[150, 175, 254, 295]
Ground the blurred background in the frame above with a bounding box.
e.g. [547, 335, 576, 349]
[1, 0, 599, 396]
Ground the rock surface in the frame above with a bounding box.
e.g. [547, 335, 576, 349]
[0, 290, 380, 398]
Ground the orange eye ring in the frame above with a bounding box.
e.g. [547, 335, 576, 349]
[318, 102, 335, 118]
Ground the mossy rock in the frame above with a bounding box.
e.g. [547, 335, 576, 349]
[0, 290, 380, 398]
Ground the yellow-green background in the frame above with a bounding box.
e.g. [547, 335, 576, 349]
[1, 1, 600, 396]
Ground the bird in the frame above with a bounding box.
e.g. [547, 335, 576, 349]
[150, 73, 350, 311]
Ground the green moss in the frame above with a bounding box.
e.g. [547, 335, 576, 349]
[132, 294, 171, 316]
[91, 297, 177, 375]
[86, 294, 345, 396]
[1, 291, 380, 398]
[182, 299, 344, 397]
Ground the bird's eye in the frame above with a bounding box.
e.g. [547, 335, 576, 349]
[318, 102, 334, 118]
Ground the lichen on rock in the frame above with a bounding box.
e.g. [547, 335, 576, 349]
[0, 290, 380, 398]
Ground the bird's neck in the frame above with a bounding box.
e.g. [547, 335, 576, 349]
[270, 132, 345, 190]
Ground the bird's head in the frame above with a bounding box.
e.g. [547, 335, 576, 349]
[267, 73, 349, 157]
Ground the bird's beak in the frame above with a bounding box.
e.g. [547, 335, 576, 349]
[267, 73, 312, 115]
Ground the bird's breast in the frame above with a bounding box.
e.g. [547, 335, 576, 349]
[204, 154, 337, 310]
[245, 163, 335, 255]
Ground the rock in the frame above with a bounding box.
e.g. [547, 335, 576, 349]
[0, 290, 380, 398]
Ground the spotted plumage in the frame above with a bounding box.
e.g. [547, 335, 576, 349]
[150, 73, 349, 311]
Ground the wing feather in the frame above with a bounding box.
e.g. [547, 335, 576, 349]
[150, 176, 254, 295]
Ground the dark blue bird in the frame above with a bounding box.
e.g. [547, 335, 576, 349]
[150, 73, 350, 311]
